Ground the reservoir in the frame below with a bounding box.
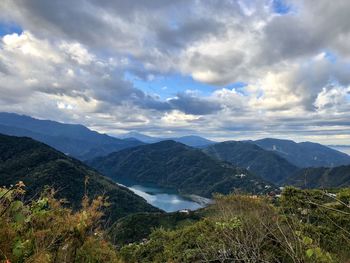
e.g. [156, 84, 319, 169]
[116, 178, 204, 212]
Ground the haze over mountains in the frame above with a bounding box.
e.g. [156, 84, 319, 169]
[329, 145, 350, 155]
[120, 132, 215, 147]
[0, 112, 145, 160]
[253, 138, 350, 168]
[1, 112, 350, 193]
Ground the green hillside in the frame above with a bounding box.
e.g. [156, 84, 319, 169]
[284, 165, 350, 189]
[0, 112, 145, 160]
[254, 138, 350, 168]
[0, 134, 159, 222]
[109, 211, 203, 245]
[203, 141, 298, 184]
[88, 140, 275, 198]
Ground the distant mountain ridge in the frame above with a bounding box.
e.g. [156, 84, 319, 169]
[252, 138, 350, 168]
[328, 145, 350, 155]
[1, 112, 348, 172]
[0, 134, 159, 222]
[120, 132, 215, 147]
[203, 141, 298, 184]
[284, 165, 350, 189]
[87, 140, 276, 198]
[0, 112, 144, 160]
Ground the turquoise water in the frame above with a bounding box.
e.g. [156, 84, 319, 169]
[116, 179, 203, 212]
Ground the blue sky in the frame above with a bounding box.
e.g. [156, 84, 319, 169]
[125, 72, 248, 99]
[272, 0, 291, 14]
[0, 22, 22, 36]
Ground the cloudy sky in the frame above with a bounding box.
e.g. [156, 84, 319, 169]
[0, 0, 350, 144]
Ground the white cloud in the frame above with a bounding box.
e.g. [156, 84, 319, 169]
[314, 86, 350, 111]
[59, 42, 94, 65]
[0, 0, 350, 144]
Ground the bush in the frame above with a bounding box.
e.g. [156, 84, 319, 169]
[0, 182, 121, 263]
[120, 194, 334, 263]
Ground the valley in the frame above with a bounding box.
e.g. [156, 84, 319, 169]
[1, 113, 350, 262]
[2, 1, 350, 261]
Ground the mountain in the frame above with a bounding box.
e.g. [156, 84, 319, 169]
[284, 165, 350, 189]
[0, 134, 159, 222]
[120, 132, 162, 143]
[87, 140, 275, 198]
[120, 132, 215, 147]
[328, 145, 350, 155]
[253, 138, 350, 168]
[203, 141, 298, 184]
[173, 135, 215, 147]
[0, 112, 144, 160]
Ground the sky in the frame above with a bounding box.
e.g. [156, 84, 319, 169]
[0, 0, 350, 144]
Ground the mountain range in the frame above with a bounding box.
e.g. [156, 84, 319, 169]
[120, 131, 215, 147]
[87, 140, 275, 198]
[253, 138, 350, 168]
[0, 112, 144, 160]
[285, 165, 350, 189]
[203, 141, 299, 184]
[0, 134, 159, 222]
[1, 112, 350, 193]
[1, 112, 349, 170]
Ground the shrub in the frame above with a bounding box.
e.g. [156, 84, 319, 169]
[0, 182, 121, 263]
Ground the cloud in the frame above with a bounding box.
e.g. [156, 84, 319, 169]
[314, 86, 350, 111]
[168, 92, 222, 115]
[0, 0, 350, 144]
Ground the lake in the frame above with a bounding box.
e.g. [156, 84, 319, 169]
[116, 178, 204, 212]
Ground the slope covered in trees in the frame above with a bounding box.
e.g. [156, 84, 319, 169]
[88, 140, 275, 198]
[0, 112, 144, 160]
[254, 138, 350, 168]
[119, 188, 350, 262]
[0, 134, 159, 222]
[284, 165, 350, 189]
[203, 141, 298, 184]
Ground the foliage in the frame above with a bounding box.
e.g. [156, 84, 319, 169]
[2, 181, 350, 263]
[254, 138, 350, 168]
[285, 165, 350, 189]
[0, 183, 121, 263]
[280, 186, 350, 261]
[0, 112, 144, 160]
[203, 141, 298, 184]
[88, 140, 276, 197]
[109, 211, 203, 246]
[0, 134, 159, 224]
[120, 194, 336, 263]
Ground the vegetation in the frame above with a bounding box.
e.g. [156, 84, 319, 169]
[0, 182, 122, 263]
[2, 133, 350, 262]
[88, 140, 276, 197]
[109, 211, 203, 246]
[285, 165, 350, 188]
[0, 112, 144, 160]
[254, 138, 350, 168]
[2, 180, 350, 262]
[0, 134, 159, 223]
[280, 187, 350, 261]
[119, 188, 350, 263]
[203, 141, 298, 184]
